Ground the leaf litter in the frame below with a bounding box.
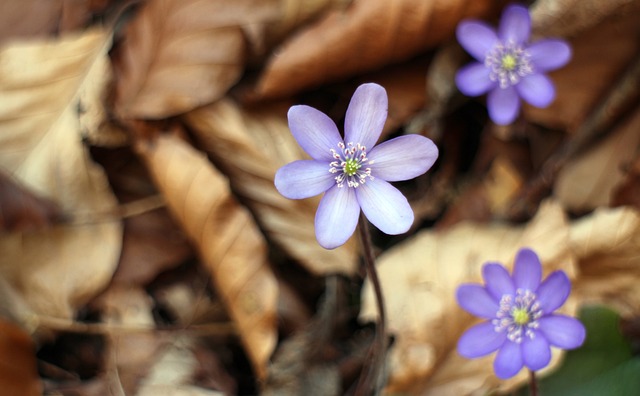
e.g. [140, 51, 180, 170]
[0, 0, 638, 395]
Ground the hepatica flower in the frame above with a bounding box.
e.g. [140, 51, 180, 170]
[274, 83, 438, 249]
[456, 248, 586, 379]
[455, 4, 572, 125]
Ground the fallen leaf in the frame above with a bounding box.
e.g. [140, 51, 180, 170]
[184, 100, 359, 275]
[0, 29, 123, 319]
[554, 108, 640, 212]
[135, 131, 278, 378]
[112, 0, 279, 119]
[0, 319, 42, 396]
[360, 201, 577, 394]
[254, 0, 502, 99]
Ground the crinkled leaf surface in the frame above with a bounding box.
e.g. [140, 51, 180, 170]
[0, 29, 122, 319]
[0, 319, 42, 395]
[135, 132, 278, 378]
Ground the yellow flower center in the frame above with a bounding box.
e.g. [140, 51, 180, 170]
[344, 159, 360, 176]
[501, 54, 517, 70]
[512, 307, 530, 325]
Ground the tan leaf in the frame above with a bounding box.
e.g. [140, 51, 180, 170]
[0, 319, 42, 396]
[554, 108, 640, 211]
[254, 0, 501, 99]
[184, 100, 359, 275]
[360, 201, 577, 394]
[112, 0, 279, 120]
[135, 132, 278, 378]
[0, 29, 123, 319]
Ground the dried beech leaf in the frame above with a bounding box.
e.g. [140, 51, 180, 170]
[255, 0, 500, 99]
[136, 133, 278, 378]
[571, 206, 640, 316]
[0, 171, 61, 232]
[360, 201, 577, 394]
[0, 29, 122, 318]
[184, 100, 359, 275]
[554, 108, 640, 211]
[523, 11, 640, 129]
[113, 0, 279, 119]
[0, 319, 42, 396]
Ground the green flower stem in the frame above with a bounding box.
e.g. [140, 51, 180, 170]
[354, 214, 387, 396]
[529, 369, 538, 396]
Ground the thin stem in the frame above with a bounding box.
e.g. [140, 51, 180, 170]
[529, 369, 538, 396]
[354, 214, 387, 395]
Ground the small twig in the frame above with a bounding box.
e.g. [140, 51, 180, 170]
[64, 194, 166, 226]
[353, 215, 387, 396]
[529, 369, 538, 396]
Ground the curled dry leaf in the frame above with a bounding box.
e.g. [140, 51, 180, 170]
[360, 201, 577, 394]
[0, 29, 122, 319]
[255, 0, 500, 99]
[184, 100, 358, 275]
[554, 108, 640, 212]
[112, 0, 279, 120]
[0, 319, 42, 396]
[135, 132, 278, 378]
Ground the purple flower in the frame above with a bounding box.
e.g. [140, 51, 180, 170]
[274, 83, 438, 249]
[456, 248, 586, 379]
[455, 4, 572, 125]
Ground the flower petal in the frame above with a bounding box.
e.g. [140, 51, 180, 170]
[275, 160, 335, 199]
[456, 284, 499, 319]
[487, 86, 520, 125]
[513, 248, 542, 291]
[483, 263, 515, 301]
[516, 73, 555, 108]
[344, 83, 387, 149]
[528, 39, 572, 72]
[355, 178, 413, 235]
[522, 332, 551, 371]
[536, 271, 571, 314]
[456, 62, 496, 96]
[494, 340, 523, 379]
[367, 135, 438, 182]
[498, 4, 531, 44]
[538, 315, 586, 349]
[458, 322, 506, 358]
[456, 21, 499, 61]
[288, 105, 342, 161]
[315, 186, 359, 249]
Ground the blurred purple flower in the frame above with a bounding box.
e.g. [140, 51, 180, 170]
[456, 248, 586, 379]
[274, 83, 438, 249]
[455, 4, 572, 125]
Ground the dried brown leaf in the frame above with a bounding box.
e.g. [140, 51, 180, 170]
[0, 319, 42, 396]
[135, 132, 278, 378]
[112, 0, 279, 119]
[184, 100, 359, 275]
[360, 201, 576, 394]
[254, 0, 501, 99]
[0, 29, 122, 318]
[554, 108, 640, 211]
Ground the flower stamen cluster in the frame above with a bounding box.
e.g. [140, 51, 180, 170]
[485, 41, 533, 88]
[329, 142, 374, 188]
[493, 289, 542, 343]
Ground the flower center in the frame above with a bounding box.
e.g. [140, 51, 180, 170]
[492, 289, 542, 343]
[485, 41, 533, 89]
[329, 142, 374, 188]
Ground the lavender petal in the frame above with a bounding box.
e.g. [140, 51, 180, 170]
[538, 315, 586, 349]
[513, 248, 542, 291]
[498, 4, 531, 44]
[522, 332, 551, 371]
[368, 135, 438, 182]
[344, 83, 387, 149]
[456, 284, 500, 319]
[487, 86, 520, 125]
[288, 105, 342, 161]
[456, 62, 496, 96]
[528, 39, 572, 72]
[516, 73, 556, 108]
[458, 322, 507, 358]
[536, 271, 571, 314]
[494, 340, 523, 379]
[456, 21, 499, 62]
[483, 263, 516, 301]
[274, 160, 335, 199]
[315, 185, 359, 249]
[355, 178, 413, 235]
